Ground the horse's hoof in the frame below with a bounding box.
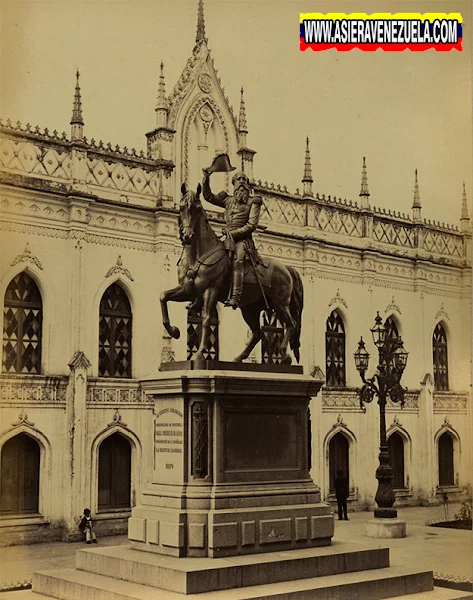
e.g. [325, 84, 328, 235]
[170, 326, 180, 339]
[232, 356, 245, 363]
[281, 354, 292, 365]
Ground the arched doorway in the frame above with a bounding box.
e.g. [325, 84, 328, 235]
[0, 433, 40, 514]
[98, 433, 131, 511]
[438, 432, 454, 487]
[329, 432, 349, 495]
[388, 432, 405, 489]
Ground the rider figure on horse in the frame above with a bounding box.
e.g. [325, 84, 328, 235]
[202, 168, 263, 309]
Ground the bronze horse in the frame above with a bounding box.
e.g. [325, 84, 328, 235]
[160, 184, 303, 365]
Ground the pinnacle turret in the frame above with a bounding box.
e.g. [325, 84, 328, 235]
[359, 157, 370, 210]
[195, 0, 207, 44]
[412, 169, 422, 221]
[238, 87, 248, 148]
[460, 181, 471, 232]
[412, 169, 421, 208]
[155, 61, 169, 128]
[302, 137, 313, 197]
[156, 61, 167, 109]
[70, 70, 84, 141]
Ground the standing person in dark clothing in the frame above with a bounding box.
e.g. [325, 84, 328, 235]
[334, 469, 349, 521]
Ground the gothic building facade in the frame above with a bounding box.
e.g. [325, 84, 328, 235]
[0, 2, 471, 545]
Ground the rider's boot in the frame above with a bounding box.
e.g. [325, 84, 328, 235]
[225, 265, 244, 309]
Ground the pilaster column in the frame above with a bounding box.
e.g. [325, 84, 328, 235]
[417, 373, 436, 504]
[65, 351, 91, 537]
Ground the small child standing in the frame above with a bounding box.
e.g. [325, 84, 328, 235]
[79, 508, 98, 544]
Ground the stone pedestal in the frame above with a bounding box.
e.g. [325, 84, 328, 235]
[129, 361, 334, 558]
[366, 518, 407, 539]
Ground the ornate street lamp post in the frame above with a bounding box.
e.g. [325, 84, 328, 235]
[354, 312, 408, 519]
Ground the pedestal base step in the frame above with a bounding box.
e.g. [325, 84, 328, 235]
[32, 565, 433, 600]
[4, 586, 472, 600]
[75, 542, 389, 594]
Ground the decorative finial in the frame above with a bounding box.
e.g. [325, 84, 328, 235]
[156, 61, 167, 110]
[238, 87, 248, 133]
[70, 69, 84, 141]
[360, 157, 369, 197]
[302, 136, 313, 197]
[460, 181, 471, 232]
[302, 137, 313, 182]
[412, 169, 421, 209]
[359, 156, 370, 210]
[71, 70, 83, 125]
[195, 0, 207, 44]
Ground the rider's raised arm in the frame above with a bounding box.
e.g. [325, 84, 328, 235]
[202, 173, 228, 208]
[228, 195, 263, 242]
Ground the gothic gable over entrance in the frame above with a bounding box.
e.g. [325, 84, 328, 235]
[146, 0, 255, 202]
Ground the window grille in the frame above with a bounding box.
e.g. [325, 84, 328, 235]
[261, 312, 284, 364]
[3, 273, 42, 374]
[186, 305, 219, 361]
[433, 323, 449, 391]
[99, 284, 132, 378]
[325, 311, 346, 387]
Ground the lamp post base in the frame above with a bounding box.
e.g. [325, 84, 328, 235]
[374, 507, 397, 519]
[366, 517, 407, 539]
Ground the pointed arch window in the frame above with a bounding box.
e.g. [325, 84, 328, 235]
[0, 434, 40, 514]
[3, 273, 42, 374]
[384, 317, 399, 376]
[329, 432, 349, 495]
[99, 284, 132, 378]
[187, 305, 219, 361]
[433, 323, 449, 391]
[388, 432, 405, 489]
[98, 433, 131, 510]
[325, 311, 346, 387]
[438, 432, 454, 486]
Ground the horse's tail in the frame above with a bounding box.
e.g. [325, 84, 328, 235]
[287, 265, 303, 363]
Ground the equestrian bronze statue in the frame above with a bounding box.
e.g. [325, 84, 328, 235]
[160, 156, 304, 365]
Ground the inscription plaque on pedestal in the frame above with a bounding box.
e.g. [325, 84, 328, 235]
[153, 402, 184, 484]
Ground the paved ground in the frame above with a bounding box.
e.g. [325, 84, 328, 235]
[0, 504, 471, 592]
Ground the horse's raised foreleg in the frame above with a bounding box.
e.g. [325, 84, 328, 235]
[192, 286, 219, 366]
[233, 303, 263, 362]
[160, 285, 192, 339]
[275, 305, 296, 365]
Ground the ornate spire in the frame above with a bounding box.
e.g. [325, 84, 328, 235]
[461, 181, 469, 220]
[360, 157, 369, 196]
[359, 156, 370, 210]
[71, 70, 83, 125]
[302, 137, 313, 182]
[156, 61, 167, 110]
[460, 181, 471, 232]
[195, 0, 207, 44]
[302, 137, 313, 197]
[70, 70, 84, 141]
[412, 169, 421, 208]
[412, 169, 422, 221]
[238, 87, 248, 133]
